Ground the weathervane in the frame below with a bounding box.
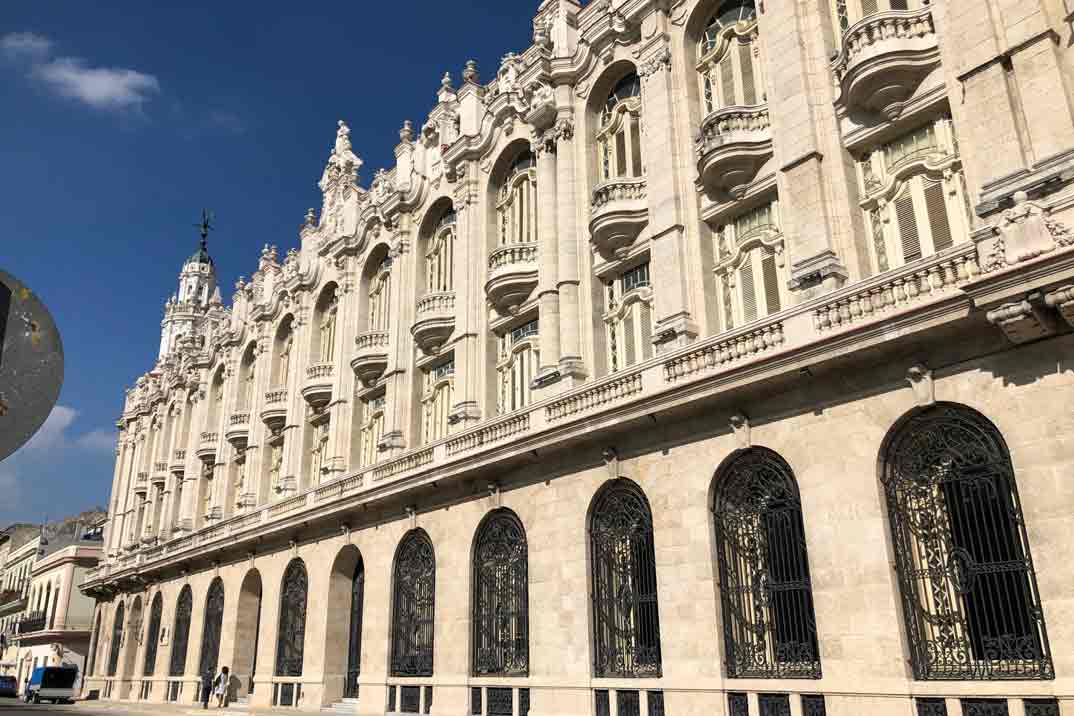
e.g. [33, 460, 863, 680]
[194, 209, 215, 248]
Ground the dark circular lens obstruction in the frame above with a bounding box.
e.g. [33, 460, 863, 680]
[0, 268, 65, 461]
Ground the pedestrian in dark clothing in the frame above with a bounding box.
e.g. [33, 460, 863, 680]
[200, 669, 213, 709]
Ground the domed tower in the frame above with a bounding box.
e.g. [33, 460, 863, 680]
[158, 219, 221, 360]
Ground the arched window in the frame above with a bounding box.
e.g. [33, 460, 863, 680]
[276, 559, 308, 677]
[857, 116, 969, 274]
[143, 593, 163, 676]
[597, 73, 643, 183]
[713, 198, 786, 332]
[472, 510, 529, 676]
[368, 257, 393, 333]
[345, 559, 365, 699]
[239, 343, 257, 411]
[390, 529, 435, 677]
[604, 262, 653, 372]
[497, 319, 539, 414]
[496, 152, 537, 247]
[589, 479, 662, 677]
[421, 359, 455, 444]
[87, 612, 101, 677]
[881, 403, 1053, 680]
[169, 586, 193, 677]
[315, 284, 339, 364]
[207, 367, 225, 429]
[712, 448, 821, 678]
[696, 1, 761, 115]
[107, 602, 125, 677]
[274, 316, 294, 387]
[199, 578, 225, 677]
[426, 209, 456, 293]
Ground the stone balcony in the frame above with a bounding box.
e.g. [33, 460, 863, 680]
[134, 471, 149, 492]
[170, 449, 186, 473]
[226, 411, 251, 446]
[302, 362, 335, 407]
[589, 178, 648, 260]
[195, 431, 218, 460]
[261, 388, 288, 428]
[831, 6, 938, 120]
[412, 291, 456, 355]
[352, 330, 390, 386]
[485, 243, 538, 315]
[695, 106, 773, 200]
[152, 462, 168, 484]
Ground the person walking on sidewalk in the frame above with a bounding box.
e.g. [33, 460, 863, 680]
[200, 669, 213, 709]
[214, 666, 230, 708]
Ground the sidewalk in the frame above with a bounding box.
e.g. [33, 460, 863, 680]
[70, 698, 324, 716]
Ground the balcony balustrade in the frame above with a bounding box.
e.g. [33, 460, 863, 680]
[170, 449, 186, 472]
[830, 6, 938, 120]
[134, 472, 149, 491]
[261, 388, 289, 428]
[16, 610, 46, 635]
[226, 411, 251, 446]
[695, 106, 773, 200]
[195, 431, 219, 460]
[485, 244, 539, 315]
[302, 362, 335, 407]
[589, 178, 648, 260]
[352, 330, 390, 386]
[412, 291, 457, 354]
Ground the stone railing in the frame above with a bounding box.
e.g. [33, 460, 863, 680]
[264, 389, 288, 405]
[488, 243, 538, 272]
[314, 473, 364, 503]
[153, 461, 168, 473]
[416, 291, 457, 316]
[445, 413, 530, 456]
[355, 330, 390, 352]
[200, 431, 218, 444]
[306, 363, 334, 380]
[831, 6, 935, 83]
[547, 372, 643, 422]
[135, 472, 149, 485]
[229, 412, 250, 426]
[371, 448, 434, 482]
[173, 449, 186, 462]
[591, 177, 647, 213]
[813, 244, 978, 333]
[695, 106, 771, 158]
[664, 319, 786, 383]
[268, 494, 307, 517]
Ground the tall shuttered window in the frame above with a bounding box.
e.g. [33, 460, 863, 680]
[714, 199, 785, 332]
[697, 1, 762, 115]
[605, 262, 654, 373]
[421, 358, 455, 444]
[857, 117, 968, 273]
[598, 74, 643, 182]
[497, 319, 539, 414]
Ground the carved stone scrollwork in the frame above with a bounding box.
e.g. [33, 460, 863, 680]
[979, 192, 1074, 272]
[638, 46, 672, 81]
[906, 364, 934, 407]
[985, 294, 1058, 344]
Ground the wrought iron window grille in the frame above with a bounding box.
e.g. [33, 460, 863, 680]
[727, 692, 749, 716]
[647, 691, 665, 716]
[345, 562, 365, 699]
[472, 510, 529, 676]
[759, 693, 791, 716]
[143, 594, 163, 677]
[916, 698, 948, 716]
[883, 404, 1054, 680]
[596, 689, 611, 716]
[424, 685, 433, 714]
[618, 690, 641, 716]
[488, 687, 513, 716]
[960, 699, 1009, 716]
[390, 530, 436, 677]
[388, 685, 397, 712]
[471, 687, 482, 715]
[520, 688, 530, 716]
[107, 602, 125, 677]
[275, 560, 308, 677]
[401, 685, 421, 713]
[713, 448, 822, 679]
[1024, 699, 1059, 716]
[199, 578, 225, 677]
[802, 694, 826, 716]
[590, 480, 663, 678]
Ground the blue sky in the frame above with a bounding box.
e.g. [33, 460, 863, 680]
[0, 2, 534, 525]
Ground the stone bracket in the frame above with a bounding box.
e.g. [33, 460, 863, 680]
[985, 291, 1059, 344]
[788, 249, 849, 291]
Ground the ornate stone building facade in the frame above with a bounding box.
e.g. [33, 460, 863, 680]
[81, 1, 1074, 714]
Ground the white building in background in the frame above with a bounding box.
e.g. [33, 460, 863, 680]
[82, 1, 1074, 714]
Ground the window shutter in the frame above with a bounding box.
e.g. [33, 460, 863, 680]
[890, 0, 908, 9]
[739, 258, 758, 323]
[761, 249, 781, 315]
[861, 0, 879, 15]
[739, 41, 757, 106]
[924, 181, 954, 252]
[623, 311, 636, 367]
[895, 192, 922, 263]
[639, 302, 653, 361]
[615, 129, 627, 178]
[720, 52, 736, 107]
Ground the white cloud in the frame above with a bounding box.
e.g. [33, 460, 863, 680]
[20, 404, 77, 452]
[76, 428, 118, 452]
[32, 57, 159, 110]
[1, 32, 159, 111]
[0, 32, 52, 61]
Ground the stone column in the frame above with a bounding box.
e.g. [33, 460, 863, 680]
[281, 296, 312, 495]
[554, 109, 587, 384]
[449, 166, 483, 426]
[105, 438, 130, 554]
[380, 214, 416, 456]
[328, 257, 359, 478]
[179, 376, 210, 531]
[534, 134, 562, 389]
[52, 564, 73, 630]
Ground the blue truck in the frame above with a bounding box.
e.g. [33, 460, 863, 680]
[24, 666, 78, 704]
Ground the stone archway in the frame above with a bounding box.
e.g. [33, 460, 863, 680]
[118, 596, 143, 698]
[323, 545, 364, 704]
[230, 569, 263, 699]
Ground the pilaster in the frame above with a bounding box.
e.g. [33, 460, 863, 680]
[553, 107, 587, 384]
[534, 131, 563, 392]
[449, 164, 484, 426]
[380, 215, 416, 455]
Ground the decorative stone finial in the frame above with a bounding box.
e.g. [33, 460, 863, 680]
[441, 71, 453, 91]
[234, 276, 246, 291]
[304, 208, 316, 227]
[462, 59, 479, 84]
[400, 119, 414, 143]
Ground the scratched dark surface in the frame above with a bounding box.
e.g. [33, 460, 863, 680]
[0, 269, 64, 461]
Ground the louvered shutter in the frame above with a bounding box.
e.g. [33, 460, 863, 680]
[895, 192, 922, 263]
[739, 257, 758, 323]
[720, 52, 736, 107]
[761, 249, 781, 315]
[623, 311, 636, 367]
[861, 0, 879, 15]
[924, 181, 954, 252]
[639, 302, 653, 361]
[739, 41, 757, 106]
